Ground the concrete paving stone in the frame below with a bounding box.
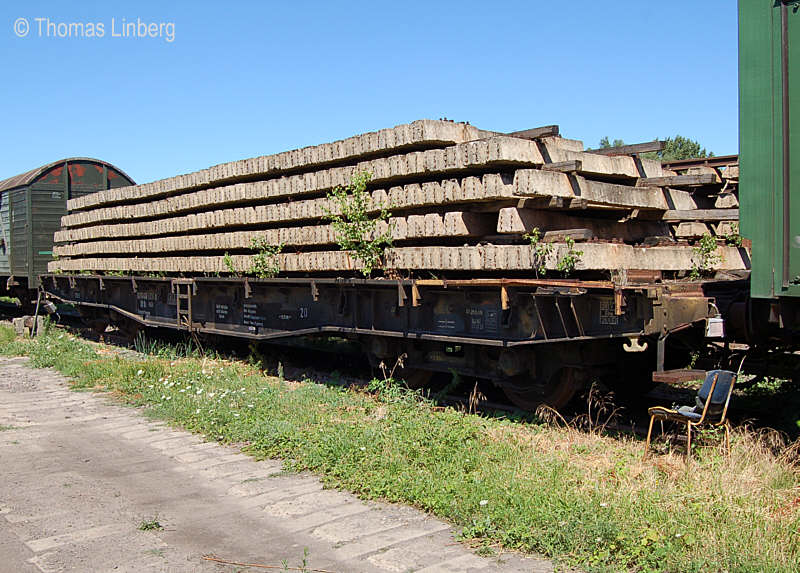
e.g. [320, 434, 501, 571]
[263, 489, 360, 519]
[311, 509, 411, 544]
[416, 553, 503, 572]
[24, 524, 129, 553]
[192, 459, 263, 481]
[273, 501, 373, 535]
[172, 452, 248, 471]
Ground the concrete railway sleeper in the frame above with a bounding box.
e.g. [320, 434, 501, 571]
[41, 273, 724, 410]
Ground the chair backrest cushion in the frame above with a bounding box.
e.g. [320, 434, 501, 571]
[698, 369, 736, 406]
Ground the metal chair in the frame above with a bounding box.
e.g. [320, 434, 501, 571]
[644, 369, 737, 460]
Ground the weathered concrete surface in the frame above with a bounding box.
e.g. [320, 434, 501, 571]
[0, 356, 552, 572]
[62, 141, 663, 230]
[539, 141, 663, 179]
[54, 171, 697, 246]
[67, 120, 496, 212]
[60, 158, 683, 231]
[54, 174, 522, 243]
[53, 212, 495, 257]
[496, 207, 670, 240]
[66, 132, 533, 218]
[48, 244, 750, 274]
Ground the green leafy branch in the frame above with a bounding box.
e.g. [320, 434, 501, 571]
[250, 237, 284, 278]
[523, 228, 553, 278]
[523, 228, 583, 277]
[222, 252, 239, 276]
[222, 238, 284, 278]
[723, 223, 743, 248]
[690, 233, 721, 279]
[324, 171, 392, 277]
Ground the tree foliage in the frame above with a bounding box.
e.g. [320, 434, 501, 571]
[656, 136, 713, 162]
[597, 135, 713, 162]
[599, 136, 626, 149]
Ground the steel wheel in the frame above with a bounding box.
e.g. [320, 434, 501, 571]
[503, 367, 585, 410]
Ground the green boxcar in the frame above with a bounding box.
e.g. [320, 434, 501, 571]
[0, 158, 134, 295]
[739, 0, 800, 298]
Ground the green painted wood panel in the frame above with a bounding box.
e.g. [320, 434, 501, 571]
[739, 0, 800, 298]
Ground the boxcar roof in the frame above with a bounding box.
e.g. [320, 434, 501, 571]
[0, 158, 135, 193]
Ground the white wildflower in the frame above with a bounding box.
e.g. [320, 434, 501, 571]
[136, 369, 144, 376]
[479, 500, 488, 506]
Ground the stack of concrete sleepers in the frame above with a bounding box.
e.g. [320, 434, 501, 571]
[49, 119, 748, 277]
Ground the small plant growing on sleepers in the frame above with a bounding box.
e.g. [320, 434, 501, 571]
[524, 228, 582, 277]
[324, 171, 392, 277]
[249, 237, 283, 278]
[690, 233, 722, 279]
[523, 227, 553, 278]
[222, 252, 239, 276]
[556, 236, 584, 276]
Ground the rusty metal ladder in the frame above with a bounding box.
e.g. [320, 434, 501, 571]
[171, 279, 196, 330]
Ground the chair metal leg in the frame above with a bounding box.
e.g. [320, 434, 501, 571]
[724, 421, 731, 455]
[644, 415, 656, 459]
[686, 424, 692, 461]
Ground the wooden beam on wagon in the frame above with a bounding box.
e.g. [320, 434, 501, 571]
[636, 174, 720, 187]
[542, 228, 593, 242]
[587, 140, 665, 156]
[507, 125, 560, 140]
[660, 209, 739, 221]
[541, 160, 582, 173]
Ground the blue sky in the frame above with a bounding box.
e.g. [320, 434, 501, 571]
[0, 1, 738, 184]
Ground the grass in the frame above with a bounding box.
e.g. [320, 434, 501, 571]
[0, 326, 17, 345]
[1, 326, 798, 572]
[138, 516, 163, 531]
[0, 425, 15, 431]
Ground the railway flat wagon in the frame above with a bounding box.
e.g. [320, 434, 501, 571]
[0, 158, 134, 302]
[42, 121, 748, 408]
